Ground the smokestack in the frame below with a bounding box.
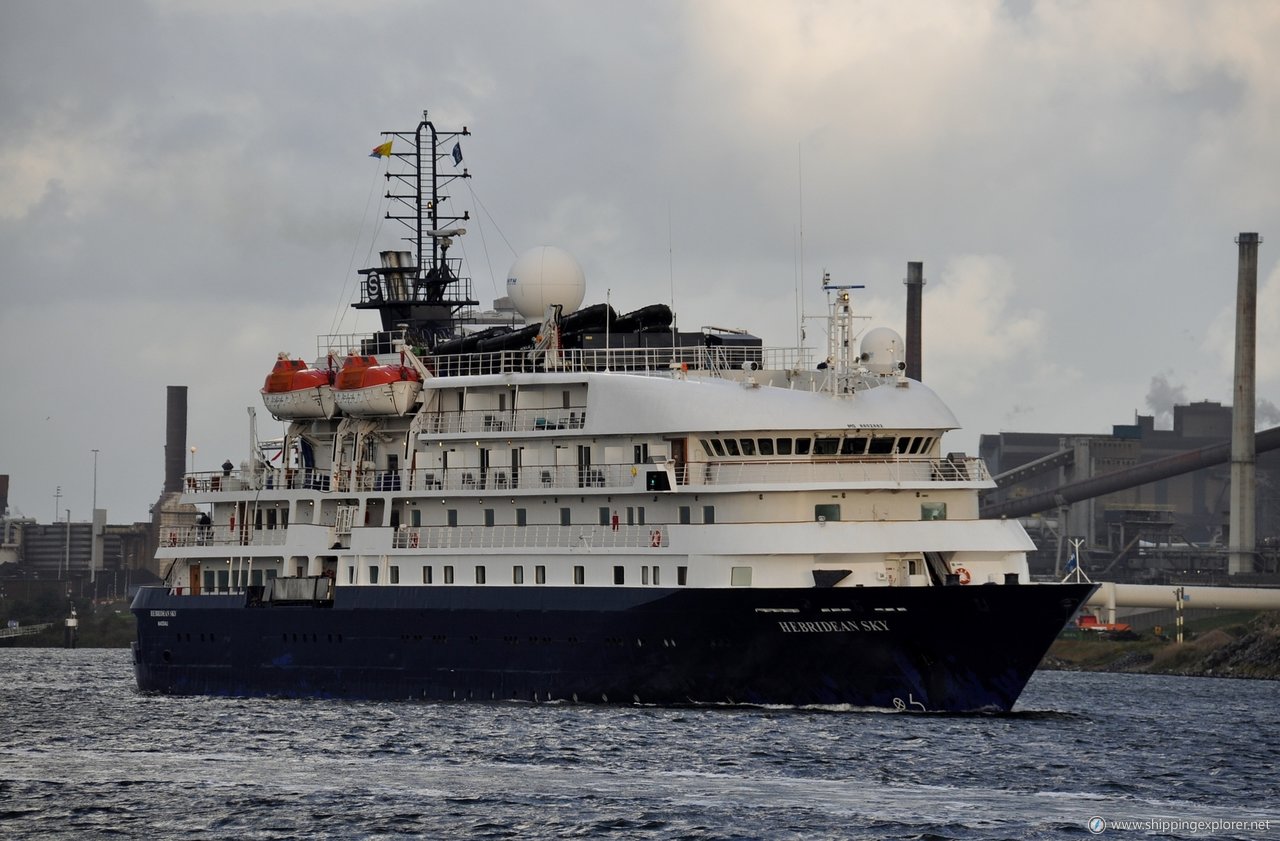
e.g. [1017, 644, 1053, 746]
[904, 261, 925, 381]
[164, 386, 188, 494]
[1229, 233, 1261, 575]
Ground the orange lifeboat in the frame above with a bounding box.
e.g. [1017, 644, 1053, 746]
[260, 354, 337, 419]
[332, 353, 423, 416]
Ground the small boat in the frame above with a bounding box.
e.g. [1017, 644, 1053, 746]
[260, 353, 336, 420]
[332, 353, 423, 416]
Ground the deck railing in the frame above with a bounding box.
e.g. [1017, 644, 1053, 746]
[179, 455, 989, 500]
[391, 523, 668, 550]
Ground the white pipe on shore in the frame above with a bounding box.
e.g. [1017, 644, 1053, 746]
[1085, 582, 1280, 622]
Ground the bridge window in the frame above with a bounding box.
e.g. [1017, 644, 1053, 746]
[739, 439, 755, 456]
[776, 438, 792, 456]
[868, 436, 895, 455]
[757, 438, 774, 456]
[795, 438, 811, 455]
[814, 437, 839, 455]
[724, 439, 740, 456]
[841, 437, 867, 455]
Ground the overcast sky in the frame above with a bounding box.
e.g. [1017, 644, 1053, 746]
[3, 0, 1279, 524]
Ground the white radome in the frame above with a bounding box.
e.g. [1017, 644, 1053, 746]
[506, 246, 586, 322]
[860, 326, 905, 375]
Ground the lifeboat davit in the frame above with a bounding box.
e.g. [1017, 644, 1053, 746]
[261, 354, 337, 420]
[332, 353, 423, 416]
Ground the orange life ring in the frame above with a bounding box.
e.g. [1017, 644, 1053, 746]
[955, 566, 972, 585]
[650, 529, 662, 548]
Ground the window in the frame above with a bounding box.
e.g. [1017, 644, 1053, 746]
[637, 506, 645, 525]
[411, 509, 421, 527]
[422, 566, 433, 584]
[513, 565, 524, 584]
[535, 565, 546, 584]
[573, 565, 585, 585]
[599, 507, 611, 525]
[921, 502, 947, 521]
[795, 438, 811, 455]
[757, 438, 774, 456]
[677, 566, 688, 586]
[814, 437, 839, 455]
[484, 509, 495, 527]
[475, 566, 487, 584]
[613, 565, 625, 585]
[868, 436, 895, 455]
[679, 506, 691, 525]
[815, 504, 841, 522]
[701, 439, 715, 457]
[447, 509, 458, 527]
[776, 438, 792, 455]
[652, 566, 660, 586]
[731, 566, 752, 586]
[516, 508, 527, 527]
[368, 566, 379, 584]
[739, 439, 755, 456]
[560, 507, 571, 526]
[896, 437, 912, 454]
[347, 566, 355, 584]
[634, 443, 650, 464]
[710, 439, 726, 456]
[842, 437, 867, 455]
[444, 565, 455, 584]
[389, 566, 399, 584]
[642, 566, 649, 585]
[724, 439, 740, 456]
[703, 505, 715, 524]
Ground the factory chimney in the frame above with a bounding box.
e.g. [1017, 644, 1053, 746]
[1229, 233, 1261, 575]
[164, 386, 188, 494]
[904, 261, 925, 381]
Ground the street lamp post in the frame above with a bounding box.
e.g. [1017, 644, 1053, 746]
[91, 449, 99, 586]
[63, 508, 71, 581]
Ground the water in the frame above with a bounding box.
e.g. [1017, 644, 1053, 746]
[1, 650, 1277, 840]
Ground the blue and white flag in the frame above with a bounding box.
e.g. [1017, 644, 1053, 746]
[1065, 552, 1078, 574]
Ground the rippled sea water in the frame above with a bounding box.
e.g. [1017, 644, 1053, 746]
[1, 649, 1278, 840]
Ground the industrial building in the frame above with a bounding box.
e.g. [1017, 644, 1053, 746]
[979, 401, 1280, 582]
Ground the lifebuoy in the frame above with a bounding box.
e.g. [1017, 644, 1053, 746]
[955, 566, 972, 585]
[408, 531, 419, 548]
[649, 529, 662, 548]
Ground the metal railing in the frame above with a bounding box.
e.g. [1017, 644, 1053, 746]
[180, 455, 988, 502]
[160, 524, 289, 549]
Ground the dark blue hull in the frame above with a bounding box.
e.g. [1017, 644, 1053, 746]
[131, 582, 1095, 712]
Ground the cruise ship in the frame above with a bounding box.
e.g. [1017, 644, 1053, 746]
[131, 112, 1095, 711]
